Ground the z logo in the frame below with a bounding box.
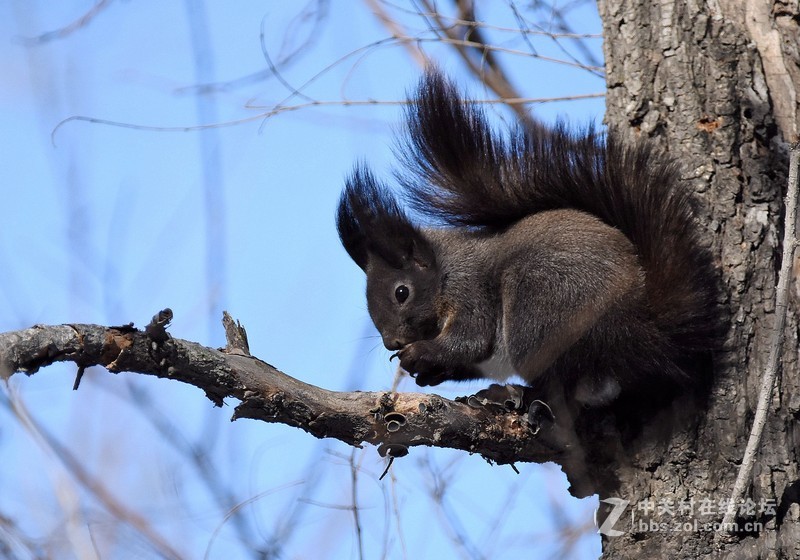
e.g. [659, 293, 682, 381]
[595, 497, 630, 537]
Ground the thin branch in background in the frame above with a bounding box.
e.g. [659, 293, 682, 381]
[273, 0, 331, 71]
[350, 449, 366, 560]
[542, 472, 595, 559]
[258, 16, 315, 102]
[375, 0, 602, 38]
[417, 36, 602, 72]
[183, 0, 226, 348]
[379, 0, 604, 74]
[395, 0, 602, 130]
[202, 481, 305, 560]
[86, 526, 102, 560]
[420, 0, 538, 130]
[721, 143, 800, 531]
[16, 0, 113, 45]
[388, 469, 409, 560]
[120, 381, 264, 557]
[377, 460, 393, 559]
[251, 4, 431, 111]
[421, 454, 486, 560]
[508, 0, 540, 55]
[256, 445, 329, 558]
[177, 0, 601, 100]
[177, 2, 330, 96]
[53, 91, 603, 144]
[249, 37, 388, 113]
[0, 513, 44, 560]
[51, 112, 275, 142]
[408, 0, 444, 41]
[507, 0, 603, 77]
[553, 515, 596, 559]
[49, 1, 605, 143]
[298, 448, 402, 557]
[454, 0, 513, 76]
[365, 0, 429, 66]
[513, 0, 603, 70]
[481, 468, 531, 546]
[367, 0, 604, 71]
[258, 316, 387, 559]
[0, 390, 184, 560]
[244, 29, 455, 111]
[10, 397, 100, 560]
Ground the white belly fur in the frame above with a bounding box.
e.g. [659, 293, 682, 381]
[476, 343, 518, 382]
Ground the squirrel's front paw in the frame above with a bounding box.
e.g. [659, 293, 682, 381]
[396, 341, 446, 385]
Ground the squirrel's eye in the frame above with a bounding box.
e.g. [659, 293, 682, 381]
[395, 285, 410, 303]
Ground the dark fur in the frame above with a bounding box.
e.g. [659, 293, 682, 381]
[337, 71, 720, 409]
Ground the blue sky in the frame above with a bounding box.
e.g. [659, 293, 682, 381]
[1, 2, 607, 558]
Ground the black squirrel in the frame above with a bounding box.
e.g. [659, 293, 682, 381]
[337, 71, 719, 415]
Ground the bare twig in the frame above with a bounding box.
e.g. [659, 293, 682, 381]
[388, 468, 409, 560]
[119, 381, 262, 557]
[721, 143, 800, 531]
[421, 36, 602, 72]
[258, 16, 315, 102]
[202, 481, 304, 560]
[422, 454, 486, 560]
[365, 0, 429, 66]
[0, 391, 185, 560]
[51, 92, 603, 144]
[17, 0, 113, 45]
[507, 0, 603, 76]
[258, 444, 331, 557]
[350, 449, 365, 560]
[372, 0, 602, 39]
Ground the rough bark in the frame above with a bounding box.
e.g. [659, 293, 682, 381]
[599, 0, 800, 557]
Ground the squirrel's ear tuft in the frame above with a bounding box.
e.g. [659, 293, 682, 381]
[337, 165, 433, 271]
[336, 166, 373, 269]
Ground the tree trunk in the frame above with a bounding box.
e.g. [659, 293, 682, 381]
[598, 0, 800, 557]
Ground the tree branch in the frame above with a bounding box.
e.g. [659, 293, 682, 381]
[0, 317, 565, 469]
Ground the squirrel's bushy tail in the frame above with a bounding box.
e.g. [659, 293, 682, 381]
[399, 71, 720, 361]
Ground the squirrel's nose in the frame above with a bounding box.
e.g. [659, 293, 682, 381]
[384, 339, 404, 351]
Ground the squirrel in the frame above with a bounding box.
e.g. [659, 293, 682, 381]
[337, 71, 719, 416]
